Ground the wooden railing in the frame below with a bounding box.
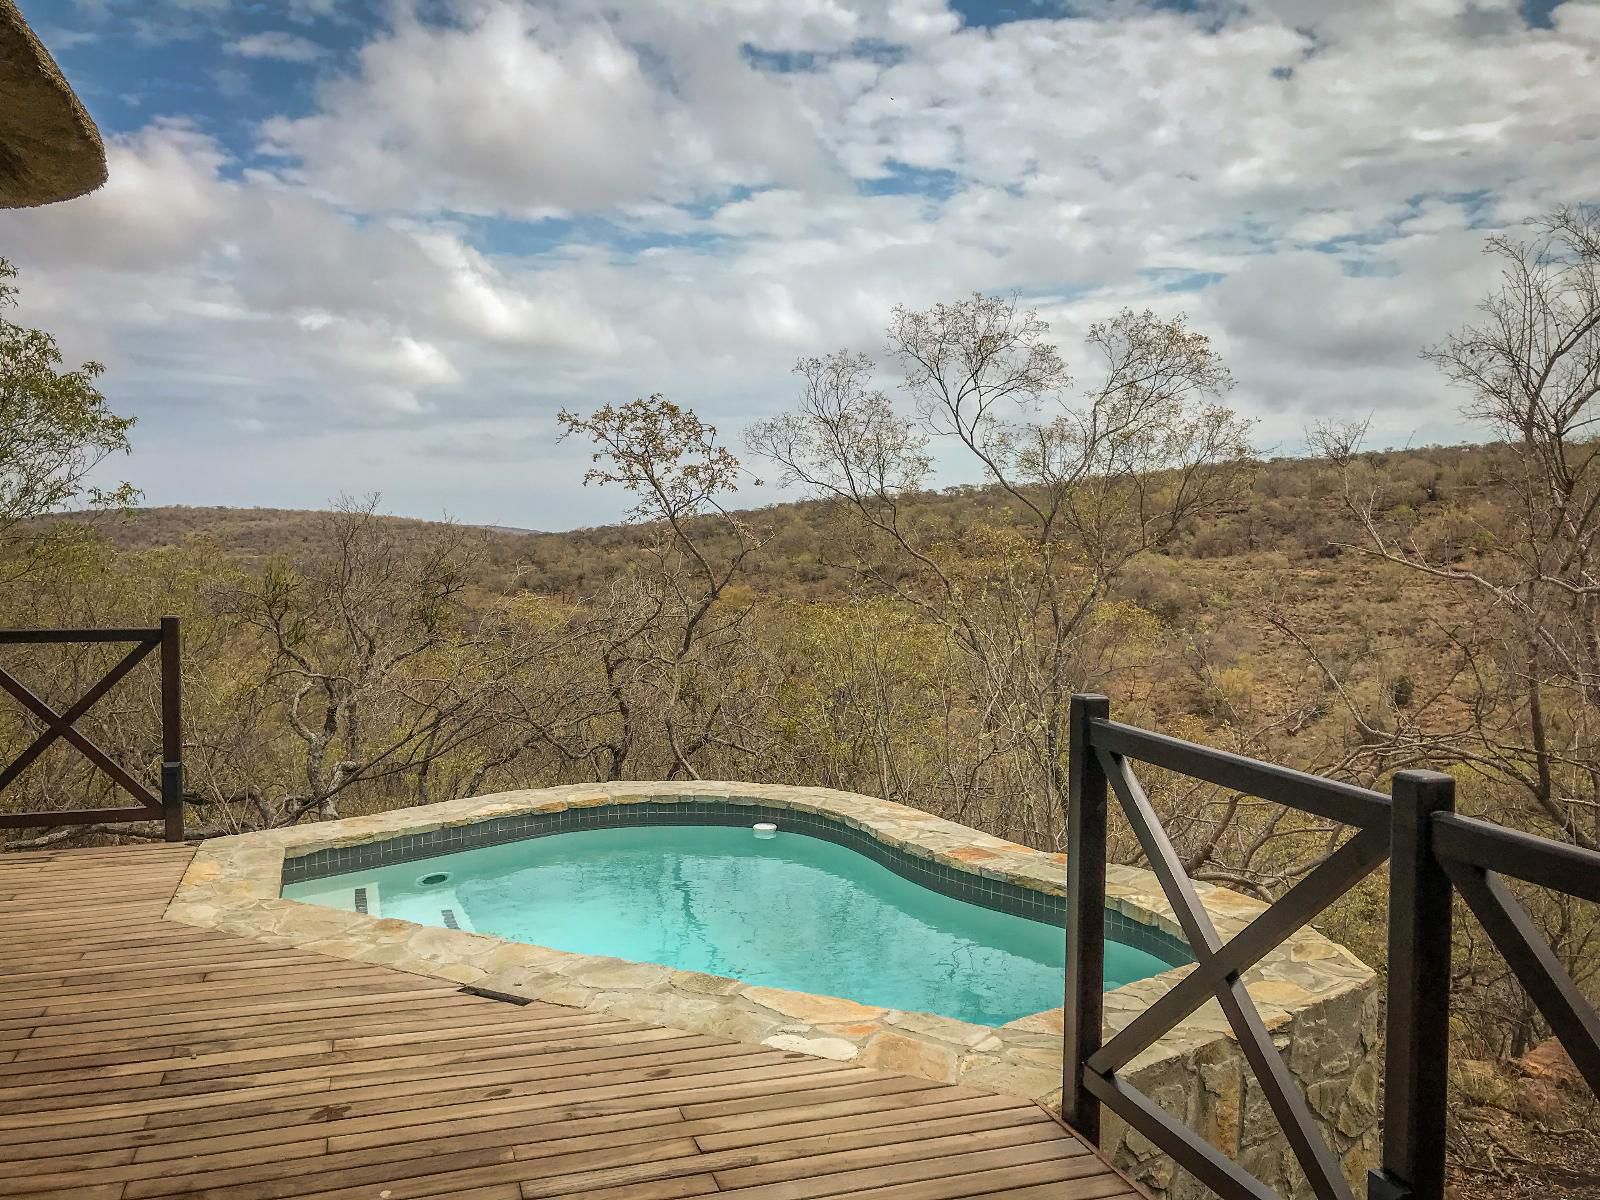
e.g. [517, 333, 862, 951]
[1063, 693, 1600, 1200]
[0, 619, 184, 841]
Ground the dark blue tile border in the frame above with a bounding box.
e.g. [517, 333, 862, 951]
[281, 799, 1193, 968]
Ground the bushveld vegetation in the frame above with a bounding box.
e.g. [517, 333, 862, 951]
[2, 210, 1598, 1197]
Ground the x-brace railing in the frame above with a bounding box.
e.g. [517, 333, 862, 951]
[1065, 693, 1600, 1200]
[0, 618, 184, 841]
[1065, 694, 1392, 1200]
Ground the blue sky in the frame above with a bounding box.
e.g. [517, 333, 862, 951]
[3, 0, 1598, 528]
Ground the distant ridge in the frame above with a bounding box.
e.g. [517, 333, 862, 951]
[25, 442, 1502, 603]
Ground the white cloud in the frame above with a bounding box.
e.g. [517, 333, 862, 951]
[0, 123, 624, 430]
[226, 31, 328, 61]
[258, 1, 840, 216]
[3, 0, 1598, 526]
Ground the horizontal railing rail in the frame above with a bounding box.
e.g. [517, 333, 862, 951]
[0, 617, 183, 841]
[1434, 822, 1600, 1094]
[1432, 812, 1600, 902]
[1064, 693, 1600, 1200]
[1087, 716, 1393, 829]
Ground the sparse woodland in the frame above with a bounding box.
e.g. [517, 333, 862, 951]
[3, 212, 1598, 1197]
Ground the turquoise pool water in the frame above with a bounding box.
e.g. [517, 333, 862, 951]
[283, 825, 1174, 1027]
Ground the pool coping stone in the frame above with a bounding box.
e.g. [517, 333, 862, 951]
[163, 780, 1377, 1112]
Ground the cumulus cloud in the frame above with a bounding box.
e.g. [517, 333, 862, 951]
[2, 0, 1597, 525]
[12, 121, 235, 272]
[1, 123, 622, 430]
[258, 1, 841, 215]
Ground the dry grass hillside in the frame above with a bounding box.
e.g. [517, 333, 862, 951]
[46, 440, 1491, 582]
[42, 442, 1489, 734]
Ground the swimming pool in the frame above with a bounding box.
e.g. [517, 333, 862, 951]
[284, 823, 1175, 1026]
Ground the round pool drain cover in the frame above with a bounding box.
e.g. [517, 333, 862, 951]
[418, 871, 450, 887]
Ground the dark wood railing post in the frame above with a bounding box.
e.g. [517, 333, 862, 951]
[1370, 769, 1456, 1200]
[1064, 692, 1110, 1144]
[160, 616, 183, 843]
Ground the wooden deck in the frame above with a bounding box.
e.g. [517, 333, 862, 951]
[0, 845, 1136, 1200]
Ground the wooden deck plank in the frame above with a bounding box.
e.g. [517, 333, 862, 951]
[701, 1141, 1083, 1200]
[6, 1017, 625, 1084]
[3, 1030, 726, 1113]
[0, 843, 1129, 1200]
[0, 1007, 541, 1064]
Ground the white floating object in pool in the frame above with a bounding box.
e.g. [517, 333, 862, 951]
[753, 822, 778, 839]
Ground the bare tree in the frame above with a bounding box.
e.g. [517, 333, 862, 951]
[751, 294, 1254, 843]
[211, 497, 546, 824]
[1309, 205, 1600, 851]
[558, 396, 769, 780]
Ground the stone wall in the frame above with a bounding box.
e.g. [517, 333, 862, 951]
[165, 780, 1380, 1198]
[1101, 975, 1381, 1198]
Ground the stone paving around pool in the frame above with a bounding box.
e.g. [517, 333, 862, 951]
[164, 781, 1382, 1200]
